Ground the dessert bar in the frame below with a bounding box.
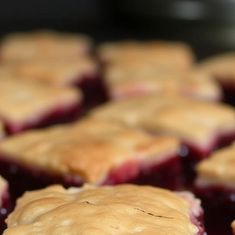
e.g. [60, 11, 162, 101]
[4, 184, 205, 235]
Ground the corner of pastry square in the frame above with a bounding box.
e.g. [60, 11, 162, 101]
[195, 142, 235, 189]
[199, 53, 235, 81]
[0, 78, 82, 134]
[232, 220, 235, 235]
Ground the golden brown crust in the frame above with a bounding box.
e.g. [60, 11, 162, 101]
[196, 143, 235, 188]
[0, 118, 179, 184]
[99, 40, 194, 70]
[0, 122, 5, 139]
[0, 66, 13, 77]
[0, 176, 8, 207]
[7, 57, 97, 86]
[1, 31, 91, 62]
[91, 95, 235, 148]
[0, 175, 7, 193]
[232, 221, 235, 234]
[199, 53, 235, 82]
[4, 184, 199, 235]
[0, 78, 81, 123]
[105, 66, 221, 101]
[0, 176, 6, 190]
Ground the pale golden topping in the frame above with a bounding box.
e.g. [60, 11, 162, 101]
[7, 57, 97, 86]
[91, 95, 235, 148]
[0, 175, 7, 190]
[232, 221, 235, 234]
[0, 176, 7, 205]
[0, 118, 179, 184]
[0, 78, 81, 123]
[0, 176, 8, 207]
[197, 143, 235, 187]
[0, 66, 14, 77]
[99, 41, 194, 70]
[105, 66, 221, 101]
[199, 53, 235, 81]
[0, 122, 5, 139]
[4, 184, 198, 235]
[1, 31, 91, 62]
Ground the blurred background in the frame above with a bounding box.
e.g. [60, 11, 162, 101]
[1, 0, 235, 58]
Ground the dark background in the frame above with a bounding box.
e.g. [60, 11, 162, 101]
[1, 0, 235, 59]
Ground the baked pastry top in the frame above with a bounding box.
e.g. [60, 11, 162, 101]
[232, 221, 235, 234]
[0, 176, 8, 207]
[199, 53, 235, 81]
[91, 95, 235, 148]
[0, 122, 5, 139]
[0, 118, 179, 184]
[105, 66, 221, 101]
[0, 175, 7, 190]
[1, 31, 91, 62]
[99, 41, 194, 70]
[0, 78, 81, 123]
[4, 184, 200, 235]
[196, 143, 235, 188]
[7, 57, 97, 86]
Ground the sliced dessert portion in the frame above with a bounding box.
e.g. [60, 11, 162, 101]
[195, 143, 235, 235]
[1, 30, 91, 62]
[99, 40, 195, 70]
[0, 31, 106, 109]
[91, 95, 235, 183]
[0, 118, 181, 198]
[3, 184, 205, 235]
[0, 78, 82, 134]
[105, 65, 221, 101]
[199, 53, 235, 105]
[0, 176, 10, 234]
[5, 57, 107, 109]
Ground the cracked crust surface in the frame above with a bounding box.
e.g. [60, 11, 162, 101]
[4, 184, 199, 235]
[196, 143, 235, 188]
